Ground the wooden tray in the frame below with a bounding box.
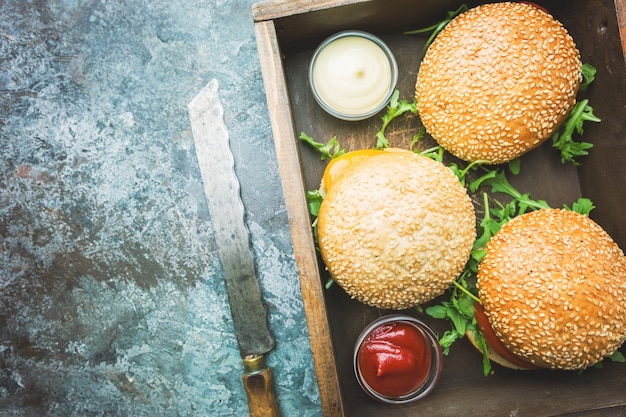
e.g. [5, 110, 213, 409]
[253, 1, 626, 415]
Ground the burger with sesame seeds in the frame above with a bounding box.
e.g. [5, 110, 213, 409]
[470, 208, 626, 370]
[316, 148, 476, 310]
[415, 2, 583, 164]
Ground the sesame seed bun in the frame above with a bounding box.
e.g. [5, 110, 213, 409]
[317, 148, 476, 310]
[415, 2, 582, 164]
[477, 209, 626, 370]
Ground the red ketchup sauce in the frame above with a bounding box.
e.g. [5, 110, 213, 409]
[357, 321, 431, 398]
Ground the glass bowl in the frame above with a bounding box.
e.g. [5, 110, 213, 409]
[309, 30, 398, 121]
[353, 314, 443, 405]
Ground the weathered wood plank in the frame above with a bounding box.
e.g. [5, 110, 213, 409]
[617, 0, 626, 60]
[252, 0, 370, 22]
[253, 20, 345, 417]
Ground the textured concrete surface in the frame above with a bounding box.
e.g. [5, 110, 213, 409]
[0, 1, 321, 416]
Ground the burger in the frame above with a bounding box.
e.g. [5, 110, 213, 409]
[316, 148, 476, 310]
[471, 209, 626, 370]
[415, 2, 582, 164]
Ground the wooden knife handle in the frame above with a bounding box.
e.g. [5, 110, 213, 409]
[243, 355, 281, 417]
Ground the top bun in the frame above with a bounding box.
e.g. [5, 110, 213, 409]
[317, 148, 475, 310]
[415, 2, 582, 164]
[477, 209, 626, 370]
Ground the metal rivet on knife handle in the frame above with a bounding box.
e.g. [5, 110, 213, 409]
[243, 355, 280, 417]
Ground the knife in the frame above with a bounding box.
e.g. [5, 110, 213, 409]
[188, 79, 281, 417]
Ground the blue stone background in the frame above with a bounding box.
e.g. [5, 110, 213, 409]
[0, 1, 322, 416]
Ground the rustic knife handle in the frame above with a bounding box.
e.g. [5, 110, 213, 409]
[243, 356, 281, 417]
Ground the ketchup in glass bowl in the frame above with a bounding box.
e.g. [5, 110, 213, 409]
[354, 315, 443, 405]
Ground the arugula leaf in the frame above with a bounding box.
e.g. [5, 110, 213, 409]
[420, 145, 445, 163]
[405, 4, 469, 57]
[438, 330, 463, 355]
[564, 197, 595, 216]
[409, 126, 426, 151]
[425, 304, 448, 319]
[508, 158, 521, 175]
[375, 90, 418, 149]
[469, 326, 492, 376]
[306, 189, 323, 217]
[454, 293, 476, 318]
[608, 350, 626, 363]
[580, 63, 597, 92]
[305, 190, 323, 249]
[447, 304, 466, 335]
[425, 272, 491, 374]
[305, 189, 335, 289]
[473, 194, 500, 252]
[299, 132, 346, 160]
[426, 303, 464, 355]
[551, 99, 600, 165]
[470, 169, 550, 214]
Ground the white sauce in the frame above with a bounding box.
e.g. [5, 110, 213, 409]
[312, 36, 392, 116]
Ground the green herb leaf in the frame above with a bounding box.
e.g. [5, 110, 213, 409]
[306, 189, 323, 217]
[447, 305, 466, 335]
[405, 4, 469, 57]
[453, 159, 490, 186]
[580, 63, 597, 91]
[306, 190, 323, 250]
[425, 305, 448, 319]
[608, 350, 626, 363]
[299, 132, 346, 160]
[438, 330, 463, 355]
[564, 197, 595, 216]
[409, 126, 426, 151]
[468, 326, 492, 376]
[455, 295, 476, 318]
[551, 99, 600, 165]
[425, 274, 479, 359]
[473, 194, 500, 251]
[508, 158, 521, 175]
[305, 188, 332, 288]
[376, 90, 418, 149]
[471, 169, 550, 214]
[420, 145, 445, 163]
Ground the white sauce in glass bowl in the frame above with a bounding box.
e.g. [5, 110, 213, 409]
[310, 32, 396, 120]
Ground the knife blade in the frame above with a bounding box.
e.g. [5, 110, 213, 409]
[188, 79, 280, 417]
